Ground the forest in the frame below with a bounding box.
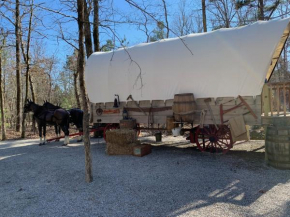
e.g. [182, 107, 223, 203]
[0, 0, 289, 141]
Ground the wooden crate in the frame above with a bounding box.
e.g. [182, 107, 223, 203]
[133, 144, 152, 157]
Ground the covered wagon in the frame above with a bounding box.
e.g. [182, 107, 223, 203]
[85, 17, 290, 153]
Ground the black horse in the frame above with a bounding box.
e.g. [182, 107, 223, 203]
[43, 101, 83, 142]
[42, 101, 61, 140]
[24, 100, 70, 146]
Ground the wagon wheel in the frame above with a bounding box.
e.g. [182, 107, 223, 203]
[103, 123, 120, 142]
[195, 125, 234, 154]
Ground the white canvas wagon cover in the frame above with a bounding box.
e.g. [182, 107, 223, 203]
[85, 18, 290, 103]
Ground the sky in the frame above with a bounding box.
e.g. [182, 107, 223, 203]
[1, 0, 288, 71]
[36, 0, 203, 66]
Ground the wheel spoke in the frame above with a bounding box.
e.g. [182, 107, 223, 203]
[202, 127, 211, 136]
[218, 139, 230, 147]
[195, 125, 233, 153]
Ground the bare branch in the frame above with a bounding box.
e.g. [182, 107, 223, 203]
[125, 0, 193, 55]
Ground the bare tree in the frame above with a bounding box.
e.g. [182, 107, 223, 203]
[202, 0, 207, 32]
[172, 0, 198, 36]
[235, 0, 281, 21]
[93, 0, 100, 51]
[15, 0, 21, 132]
[208, 0, 237, 29]
[77, 0, 93, 183]
[21, 0, 34, 138]
[0, 31, 7, 140]
[161, 0, 169, 38]
[84, 0, 93, 57]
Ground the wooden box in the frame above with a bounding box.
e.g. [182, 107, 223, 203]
[133, 144, 151, 157]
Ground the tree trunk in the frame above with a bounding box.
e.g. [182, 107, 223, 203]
[161, 0, 169, 38]
[29, 74, 35, 101]
[21, 0, 33, 138]
[29, 74, 36, 132]
[0, 51, 6, 140]
[93, 0, 100, 52]
[15, 0, 21, 132]
[202, 0, 207, 32]
[74, 72, 81, 108]
[84, 0, 93, 58]
[77, 0, 93, 183]
[258, 0, 264, 20]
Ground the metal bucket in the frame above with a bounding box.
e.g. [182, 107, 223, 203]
[155, 132, 162, 142]
[172, 127, 181, 137]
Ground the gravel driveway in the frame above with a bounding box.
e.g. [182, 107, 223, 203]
[0, 136, 290, 217]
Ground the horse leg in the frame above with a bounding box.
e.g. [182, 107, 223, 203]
[58, 126, 61, 140]
[61, 124, 69, 146]
[38, 123, 43, 146]
[43, 124, 47, 145]
[77, 125, 83, 142]
[55, 125, 60, 141]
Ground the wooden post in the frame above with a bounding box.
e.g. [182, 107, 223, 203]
[270, 86, 273, 116]
[262, 84, 270, 117]
[277, 86, 280, 116]
[283, 83, 286, 116]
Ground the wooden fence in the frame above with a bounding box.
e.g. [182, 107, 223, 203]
[262, 82, 290, 117]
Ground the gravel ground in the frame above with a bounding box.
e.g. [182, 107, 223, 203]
[0, 135, 290, 217]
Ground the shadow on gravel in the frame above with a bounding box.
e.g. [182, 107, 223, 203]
[147, 145, 290, 216]
[1, 138, 290, 216]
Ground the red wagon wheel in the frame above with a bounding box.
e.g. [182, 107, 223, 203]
[195, 125, 234, 154]
[103, 123, 120, 142]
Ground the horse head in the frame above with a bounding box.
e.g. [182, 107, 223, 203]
[24, 99, 36, 113]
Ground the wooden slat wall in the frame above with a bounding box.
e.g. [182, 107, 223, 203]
[91, 95, 262, 125]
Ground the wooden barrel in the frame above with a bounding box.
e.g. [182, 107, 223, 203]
[173, 93, 195, 123]
[265, 126, 290, 169]
[166, 116, 175, 132]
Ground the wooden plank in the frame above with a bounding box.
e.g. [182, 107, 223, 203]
[139, 100, 151, 107]
[119, 101, 127, 108]
[215, 97, 235, 106]
[165, 99, 174, 106]
[236, 96, 255, 105]
[195, 104, 261, 115]
[127, 101, 138, 108]
[95, 103, 105, 109]
[196, 98, 215, 106]
[194, 115, 261, 126]
[277, 87, 280, 116]
[129, 110, 173, 117]
[152, 100, 165, 107]
[94, 116, 123, 124]
[262, 85, 270, 117]
[255, 95, 262, 105]
[270, 87, 274, 116]
[105, 102, 114, 108]
[192, 118, 260, 126]
[238, 96, 258, 120]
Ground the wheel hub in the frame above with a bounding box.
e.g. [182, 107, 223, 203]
[209, 135, 217, 143]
